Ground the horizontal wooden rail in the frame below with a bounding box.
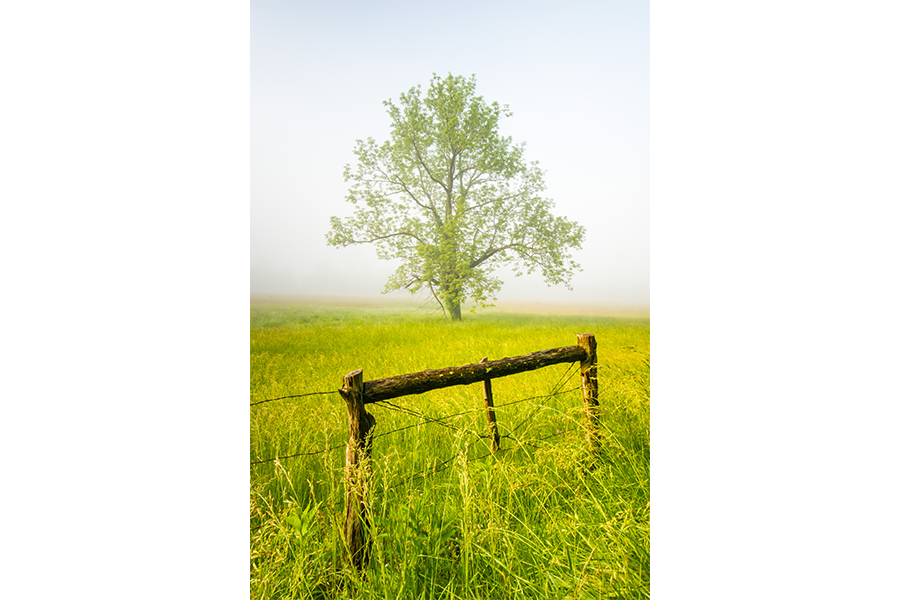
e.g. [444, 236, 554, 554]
[362, 345, 587, 403]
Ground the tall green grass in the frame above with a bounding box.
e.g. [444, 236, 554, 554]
[251, 300, 649, 599]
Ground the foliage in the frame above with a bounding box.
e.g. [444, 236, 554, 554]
[326, 74, 585, 320]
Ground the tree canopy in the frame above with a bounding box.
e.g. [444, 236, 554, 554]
[327, 73, 585, 320]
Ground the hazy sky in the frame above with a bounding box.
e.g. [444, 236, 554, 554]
[251, 0, 649, 306]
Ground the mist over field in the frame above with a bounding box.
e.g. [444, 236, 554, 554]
[251, 2, 649, 308]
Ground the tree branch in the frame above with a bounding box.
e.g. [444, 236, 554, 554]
[344, 230, 426, 246]
[427, 279, 446, 317]
[412, 137, 449, 194]
[470, 243, 520, 269]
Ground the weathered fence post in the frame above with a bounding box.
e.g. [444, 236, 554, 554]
[480, 356, 501, 453]
[340, 369, 375, 570]
[577, 333, 600, 448]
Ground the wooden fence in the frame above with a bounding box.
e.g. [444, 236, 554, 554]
[339, 332, 599, 570]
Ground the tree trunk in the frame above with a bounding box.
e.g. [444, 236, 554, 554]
[436, 218, 466, 321]
[449, 298, 462, 321]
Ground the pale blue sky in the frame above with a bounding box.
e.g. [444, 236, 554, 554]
[251, 0, 649, 306]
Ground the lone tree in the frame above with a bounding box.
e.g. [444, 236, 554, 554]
[327, 73, 585, 320]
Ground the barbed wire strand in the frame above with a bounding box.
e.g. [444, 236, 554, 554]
[250, 442, 346, 465]
[364, 359, 581, 427]
[250, 362, 582, 467]
[251, 355, 584, 408]
[375, 399, 466, 433]
[371, 380, 581, 444]
[251, 427, 577, 529]
[493, 385, 581, 411]
[385, 365, 582, 491]
[374, 399, 498, 443]
[251, 390, 340, 407]
[251, 362, 591, 531]
[508, 427, 574, 450]
[508, 362, 581, 435]
[251, 414, 473, 466]
[387, 426, 574, 492]
[251, 418, 581, 528]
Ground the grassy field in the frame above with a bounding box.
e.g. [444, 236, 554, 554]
[250, 298, 650, 599]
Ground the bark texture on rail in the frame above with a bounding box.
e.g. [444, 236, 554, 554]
[362, 345, 587, 404]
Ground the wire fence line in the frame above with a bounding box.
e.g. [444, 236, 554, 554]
[250, 371, 582, 467]
[250, 387, 579, 466]
[250, 443, 346, 466]
[251, 328, 609, 552]
[373, 361, 582, 492]
[508, 362, 579, 434]
[386, 427, 576, 492]
[250, 426, 576, 531]
[251, 363, 588, 534]
[389, 366, 578, 489]
[250, 389, 340, 407]
[250, 353, 584, 409]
